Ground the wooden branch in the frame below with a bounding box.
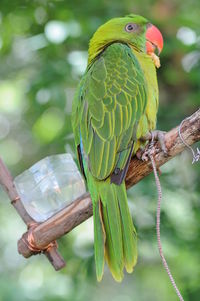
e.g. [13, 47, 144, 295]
[126, 108, 200, 188]
[17, 193, 92, 256]
[17, 109, 200, 261]
[0, 158, 66, 271]
[1, 109, 199, 268]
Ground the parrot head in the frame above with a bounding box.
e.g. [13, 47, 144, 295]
[88, 14, 163, 67]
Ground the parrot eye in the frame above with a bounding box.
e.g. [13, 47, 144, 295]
[125, 23, 139, 32]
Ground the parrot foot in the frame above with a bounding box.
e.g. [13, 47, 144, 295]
[137, 130, 167, 161]
[140, 145, 160, 162]
[136, 146, 158, 161]
[149, 130, 167, 155]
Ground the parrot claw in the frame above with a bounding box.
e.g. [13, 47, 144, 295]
[150, 130, 167, 156]
[136, 145, 159, 162]
[138, 130, 167, 161]
[140, 145, 160, 162]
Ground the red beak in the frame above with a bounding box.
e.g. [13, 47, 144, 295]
[146, 24, 163, 55]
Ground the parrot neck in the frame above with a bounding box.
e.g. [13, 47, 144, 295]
[88, 40, 142, 65]
[131, 47, 159, 130]
[88, 39, 107, 65]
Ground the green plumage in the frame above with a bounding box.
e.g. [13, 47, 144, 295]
[72, 14, 159, 281]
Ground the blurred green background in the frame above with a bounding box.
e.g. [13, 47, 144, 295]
[0, 0, 200, 300]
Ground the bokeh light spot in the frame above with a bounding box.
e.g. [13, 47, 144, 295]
[33, 108, 65, 143]
[182, 51, 200, 72]
[0, 139, 22, 165]
[0, 81, 23, 113]
[36, 88, 51, 104]
[67, 51, 88, 75]
[177, 27, 197, 45]
[45, 20, 69, 44]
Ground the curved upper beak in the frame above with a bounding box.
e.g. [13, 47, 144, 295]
[146, 24, 163, 55]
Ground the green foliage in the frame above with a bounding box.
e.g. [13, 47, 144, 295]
[0, 0, 199, 300]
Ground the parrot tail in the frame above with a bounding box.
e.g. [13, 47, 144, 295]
[88, 174, 137, 282]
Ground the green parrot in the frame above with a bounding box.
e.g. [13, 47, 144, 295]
[71, 14, 163, 281]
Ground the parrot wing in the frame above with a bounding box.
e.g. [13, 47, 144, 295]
[72, 42, 147, 181]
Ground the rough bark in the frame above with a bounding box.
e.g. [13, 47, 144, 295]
[126, 108, 200, 187]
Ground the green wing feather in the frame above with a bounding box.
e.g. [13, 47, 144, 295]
[72, 43, 148, 281]
[72, 43, 147, 176]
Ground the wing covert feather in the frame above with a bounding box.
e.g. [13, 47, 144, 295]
[73, 43, 148, 180]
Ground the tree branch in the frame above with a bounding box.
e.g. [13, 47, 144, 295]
[126, 108, 200, 188]
[1, 109, 200, 267]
